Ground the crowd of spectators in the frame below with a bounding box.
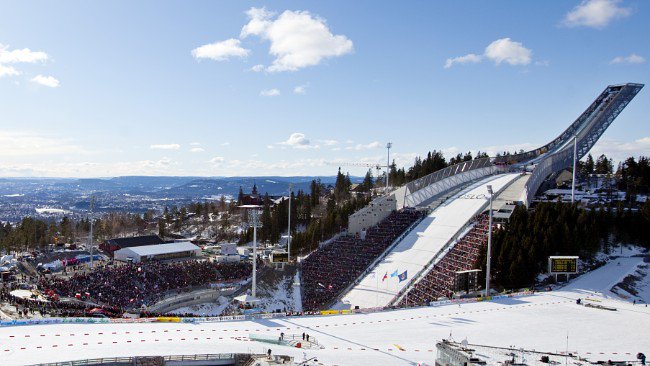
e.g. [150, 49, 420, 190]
[0, 282, 123, 318]
[400, 214, 489, 307]
[37, 260, 251, 310]
[301, 208, 423, 311]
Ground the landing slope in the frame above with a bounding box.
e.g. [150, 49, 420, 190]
[335, 173, 520, 309]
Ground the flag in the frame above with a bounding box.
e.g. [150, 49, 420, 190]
[390, 270, 399, 278]
[398, 270, 408, 282]
[382, 272, 388, 282]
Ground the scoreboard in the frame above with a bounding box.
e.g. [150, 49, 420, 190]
[271, 251, 289, 263]
[548, 256, 578, 274]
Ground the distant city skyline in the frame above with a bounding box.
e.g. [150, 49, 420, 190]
[0, 0, 648, 178]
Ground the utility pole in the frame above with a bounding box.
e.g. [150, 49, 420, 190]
[571, 135, 577, 204]
[88, 196, 95, 269]
[240, 205, 262, 299]
[287, 183, 292, 262]
[485, 185, 493, 297]
[386, 142, 392, 195]
[250, 209, 260, 298]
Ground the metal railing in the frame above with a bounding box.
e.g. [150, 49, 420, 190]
[29, 353, 236, 366]
[404, 158, 493, 194]
[523, 83, 644, 205]
[494, 84, 637, 166]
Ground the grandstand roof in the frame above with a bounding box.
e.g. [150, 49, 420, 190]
[117, 242, 200, 257]
[105, 235, 165, 249]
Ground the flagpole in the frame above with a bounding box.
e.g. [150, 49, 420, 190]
[376, 271, 379, 308]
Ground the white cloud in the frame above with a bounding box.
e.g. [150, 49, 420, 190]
[589, 137, 650, 163]
[260, 88, 280, 97]
[190, 142, 201, 146]
[0, 158, 181, 178]
[150, 143, 181, 150]
[0, 64, 21, 78]
[250, 64, 265, 72]
[563, 0, 631, 28]
[30, 75, 60, 88]
[0, 130, 85, 157]
[320, 139, 338, 146]
[293, 85, 307, 94]
[0, 44, 49, 64]
[240, 7, 275, 38]
[347, 141, 382, 151]
[444, 53, 482, 69]
[445, 38, 532, 68]
[279, 132, 318, 149]
[190, 147, 205, 153]
[0, 44, 55, 85]
[240, 7, 353, 72]
[484, 38, 532, 66]
[208, 156, 225, 165]
[610, 53, 645, 64]
[191, 38, 250, 61]
[221, 142, 231, 146]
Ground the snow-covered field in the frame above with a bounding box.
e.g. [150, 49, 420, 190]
[1, 253, 648, 366]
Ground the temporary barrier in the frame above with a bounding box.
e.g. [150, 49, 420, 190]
[0, 290, 535, 328]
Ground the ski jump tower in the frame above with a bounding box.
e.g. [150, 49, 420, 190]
[398, 83, 644, 209]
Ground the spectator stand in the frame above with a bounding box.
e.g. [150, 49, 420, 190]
[300, 208, 424, 312]
[395, 214, 490, 307]
[329, 208, 428, 309]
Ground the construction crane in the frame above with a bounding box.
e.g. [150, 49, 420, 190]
[326, 141, 393, 195]
[326, 161, 385, 171]
[325, 161, 389, 194]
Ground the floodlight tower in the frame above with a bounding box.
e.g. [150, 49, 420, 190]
[88, 196, 95, 269]
[287, 183, 293, 262]
[240, 204, 262, 298]
[385, 142, 392, 195]
[571, 135, 577, 204]
[485, 185, 493, 297]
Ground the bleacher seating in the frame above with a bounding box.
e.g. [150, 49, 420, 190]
[301, 208, 423, 311]
[398, 214, 490, 307]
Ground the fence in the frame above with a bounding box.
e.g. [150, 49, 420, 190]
[28, 353, 237, 366]
[5, 290, 536, 332]
[402, 158, 500, 208]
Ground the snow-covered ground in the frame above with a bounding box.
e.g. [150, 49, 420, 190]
[561, 245, 650, 304]
[336, 173, 520, 309]
[255, 267, 302, 313]
[3, 241, 647, 366]
[171, 296, 231, 316]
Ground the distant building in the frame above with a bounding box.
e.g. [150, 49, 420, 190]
[240, 184, 264, 206]
[100, 235, 166, 257]
[113, 242, 201, 263]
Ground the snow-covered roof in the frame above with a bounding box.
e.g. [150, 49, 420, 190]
[117, 242, 200, 257]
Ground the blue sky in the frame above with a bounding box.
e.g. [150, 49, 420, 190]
[0, 0, 648, 177]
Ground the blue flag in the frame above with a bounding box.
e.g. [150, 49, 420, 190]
[390, 270, 399, 278]
[398, 270, 408, 282]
